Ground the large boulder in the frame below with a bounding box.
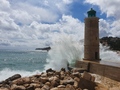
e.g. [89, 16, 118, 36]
[60, 79, 74, 85]
[12, 77, 31, 85]
[11, 84, 26, 90]
[6, 74, 21, 81]
[1, 74, 21, 85]
[78, 78, 96, 90]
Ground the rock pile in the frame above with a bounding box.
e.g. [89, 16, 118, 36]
[0, 68, 106, 90]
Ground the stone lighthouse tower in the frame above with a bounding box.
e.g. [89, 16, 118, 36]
[84, 8, 100, 61]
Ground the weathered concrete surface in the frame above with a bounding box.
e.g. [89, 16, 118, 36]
[75, 60, 120, 82]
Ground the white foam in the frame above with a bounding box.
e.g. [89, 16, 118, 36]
[44, 35, 120, 71]
[100, 45, 120, 62]
[0, 68, 41, 81]
[44, 35, 84, 71]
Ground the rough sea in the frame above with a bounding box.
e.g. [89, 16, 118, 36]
[0, 50, 48, 81]
[0, 36, 120, 81]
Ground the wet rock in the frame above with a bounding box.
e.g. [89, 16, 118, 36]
[2, 74, 21, 85]
[32, 74, 41, 78]
[5, 74, 21, 82]
[61, 68, 66, 72]
[46, 68, 55, 73]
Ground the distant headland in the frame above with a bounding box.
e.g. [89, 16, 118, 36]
[35, 46, 51, 51]
[100, 36, 120, 51]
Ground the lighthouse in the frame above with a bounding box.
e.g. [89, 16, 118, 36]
[83, 8, 100, 61]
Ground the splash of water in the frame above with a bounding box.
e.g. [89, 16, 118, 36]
[100, 45, 120, 62]
[44, 35, 120, 71]
[44, 35, 84, 71]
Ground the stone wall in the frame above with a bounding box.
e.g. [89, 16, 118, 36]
[75, 60, 120, 82]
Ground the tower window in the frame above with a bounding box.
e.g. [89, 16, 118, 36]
[95, 52, 98, 59]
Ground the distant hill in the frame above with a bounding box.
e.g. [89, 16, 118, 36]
[100, 37, 120, 51]
[35, 47, 51, 51]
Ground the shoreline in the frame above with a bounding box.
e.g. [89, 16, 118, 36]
[0, 68, 120, 90]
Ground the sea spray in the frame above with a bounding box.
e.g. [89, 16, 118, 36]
[100, 45, 120, 62]
[44, 35, 120, 71]
[44, 35, 84, 71]
[0, 68, 41, 81]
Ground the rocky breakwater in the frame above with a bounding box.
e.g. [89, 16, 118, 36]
[0, 68, 107, 90]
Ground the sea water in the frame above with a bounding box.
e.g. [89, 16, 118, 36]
[0, 36, 120, 81]
[0, 50, 47, 81]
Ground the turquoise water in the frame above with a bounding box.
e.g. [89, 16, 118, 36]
[0, 50, 48, 80]
[0, 50, 47, 71]
[0, 50, 48, 81]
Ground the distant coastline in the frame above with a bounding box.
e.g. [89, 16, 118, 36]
[35, 47, 51, 51]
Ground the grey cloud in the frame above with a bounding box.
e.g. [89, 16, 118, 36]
[0, 43, 11, 46]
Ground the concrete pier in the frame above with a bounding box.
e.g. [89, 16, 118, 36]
[75, 60, 120, 82]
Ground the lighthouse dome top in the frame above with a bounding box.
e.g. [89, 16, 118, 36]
[87, 8, 96, 17]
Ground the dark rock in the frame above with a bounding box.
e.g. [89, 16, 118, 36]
[33, 74, 41, 78]
[46, 68, 55, 73]
[5, 74, 21, 81]
[2, 74, 21, 85]
[61, 68, 66, 72]
[26, 85, 35, 90]
[47, 72, 54, 77]
[82, 71, 92, 81]
[78, 78, 96, 90]
[72, 72, 81, 78]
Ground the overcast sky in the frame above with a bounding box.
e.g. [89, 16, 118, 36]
[0, 0, 120, 50]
